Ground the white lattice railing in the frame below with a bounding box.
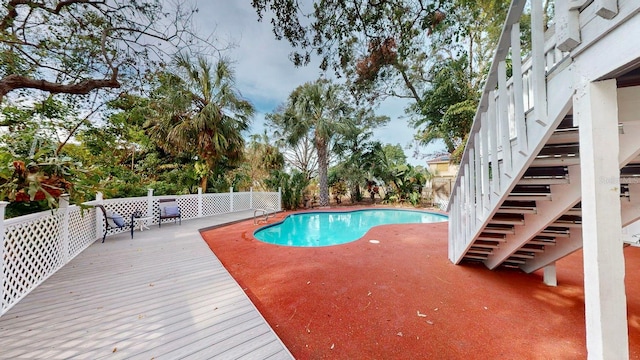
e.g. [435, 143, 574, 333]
[0, 187, 281, 317]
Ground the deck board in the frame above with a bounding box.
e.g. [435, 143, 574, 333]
[0, 210, 293, 360]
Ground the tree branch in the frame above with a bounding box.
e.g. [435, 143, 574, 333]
[0, 72, 120, 102]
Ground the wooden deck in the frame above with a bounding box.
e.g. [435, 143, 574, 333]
[0, 210, 293, 359]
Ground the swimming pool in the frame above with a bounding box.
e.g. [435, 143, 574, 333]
[254, 209, 447, 247]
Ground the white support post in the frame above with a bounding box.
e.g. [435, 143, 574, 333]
[543, 263, 557, 287]
[556, 0, 582, 52]
[146, 188, 154, 218]
[594, 0, 618, 19]
[0, 201, 8, 314]
[576, 79, 628, 359]
[197, 187, 203, 218]
[480, 113, 491, 214]
[229, 187, 234, 212]
[489, 91, 500, 196]
[60, 194, 70, 263]
[448, 194, 456, 262]
[498, 60, 513, 178]
[531, 0, 548, 126]
[511, 22, 528, 155]
[95, 192, 104, 241]
[249, 187, 254, 209]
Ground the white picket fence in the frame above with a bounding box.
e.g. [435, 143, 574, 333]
[0, 187, 281, 318]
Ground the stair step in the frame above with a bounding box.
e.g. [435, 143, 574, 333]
[547, 128, 578, 144]
[464, 255, 488, 260]
[477, 235, 507, 242]
[528, 240, 556, 246]
[497, 206, 537, 214]
[482, 227, 516, 235]
[468, 249, 493, 255]
[540, 230, 570, 237]
[489, 217, 525, 226]
[510, 253, 535, 259]
[531, 157, 580, 167]
[552, 221, 582, 228]
[518, 177, 570, 185]
[503, 259, 526, 265]
[506, 193, 552, 201]
[520, 247, 545, 253]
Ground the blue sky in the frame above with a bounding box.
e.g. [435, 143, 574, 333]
[193, 1, 444, 165]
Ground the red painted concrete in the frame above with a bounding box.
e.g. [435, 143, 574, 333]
[201, 208, 640, 359]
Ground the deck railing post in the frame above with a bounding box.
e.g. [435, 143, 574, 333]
[249, 187, 253, 209]
[489, 91, 500, 196]
[511, 22, 528, 155]
[498, 60, 513, 178]
[197, 187, 203, 218]
[0, 201, 8, 315]
[474, 135, 482, 222]
[146, 189, 154, 218]
[469, 147, 477, 232]
[531, 0, 548, 126]
[59, 194, 70, 263]
[95, 192, 104, 241]
[229, 187, 234, 212]
[480, 113, 491, 215]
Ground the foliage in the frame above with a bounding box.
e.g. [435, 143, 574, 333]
[267, 78, 349, 207]
[0, 0, 214, 102]
[411, 57, 477, 154]
[264, 169, 309, 210]
[146, 54, 255, 190]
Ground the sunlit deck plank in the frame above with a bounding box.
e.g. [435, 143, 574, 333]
[0, 210, 293, 360]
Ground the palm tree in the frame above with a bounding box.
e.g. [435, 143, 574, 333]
[277, 79, 347, 206]
[148, 54, 254, 190]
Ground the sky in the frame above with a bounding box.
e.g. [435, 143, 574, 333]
[192, 1, 444, 166]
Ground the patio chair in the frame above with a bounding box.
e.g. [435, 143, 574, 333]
[96, 205, 134, 243]
[158, 198, 182, 227]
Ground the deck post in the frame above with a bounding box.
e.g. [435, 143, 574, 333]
[543, 263, 557, 287]
[95, 192, 104, 241]
[511, 22, 528, 155]
[277, 187, 282, 211]
[0, 201, 8, 314]
[480, 113, 491, 215]
[576, 78, 629, 359]
[556, 0, 581, 52]
[197, 187, 203, 218]
[249, 187, 253, 209]
[59, 194, 70, 263]
[146, 189, 154, 218]
[229, 187, 234, 212]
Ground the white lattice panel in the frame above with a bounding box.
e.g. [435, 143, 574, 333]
[2, 211, 65, 316]
[252, 192, 281, 211]
[202, 194, 231, 216]
[67, 206, 97, 257]
[177, 195, 198, 220]
[233, 192, 251, 211]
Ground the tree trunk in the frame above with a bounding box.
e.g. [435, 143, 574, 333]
[316, 141, 330, 207]
[200, 176, 208, 191]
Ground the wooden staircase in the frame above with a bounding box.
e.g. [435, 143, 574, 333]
[447, 0, 640, 273]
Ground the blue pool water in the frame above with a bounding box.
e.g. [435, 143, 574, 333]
[254, 209, 447, 247]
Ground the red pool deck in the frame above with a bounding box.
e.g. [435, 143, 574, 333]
[201, 207, 640, 359]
